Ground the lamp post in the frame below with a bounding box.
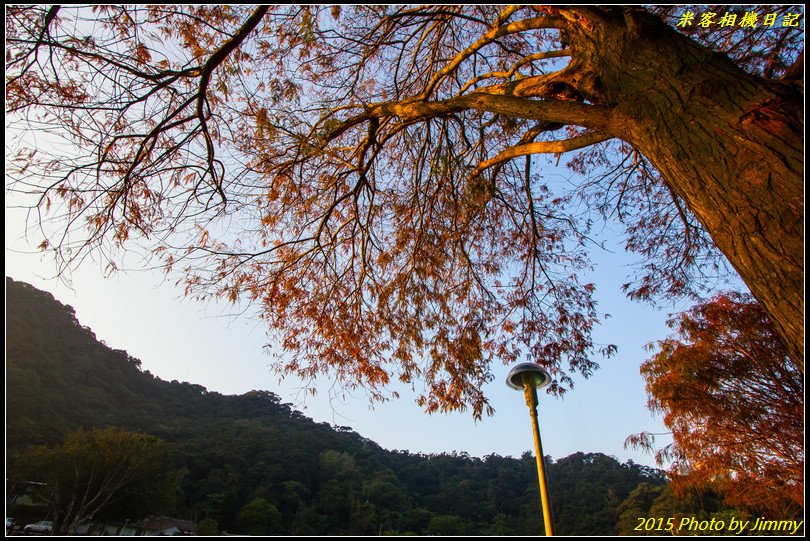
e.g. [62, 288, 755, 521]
[506, 362, 555, 536]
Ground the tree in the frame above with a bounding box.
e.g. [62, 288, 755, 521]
[616, 483, 742, 536]
[197, 517, 219, 536]
[616, 482, 669, 536]
[237, 497, 283, 535]
[628, 293, 803, 515]
[5, 6, 804, 416]
[425, 514, 469, 536]
[12, 428, 175, 535]
[545, 451, 666, 535]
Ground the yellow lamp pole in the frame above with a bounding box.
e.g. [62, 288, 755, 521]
[507, 363, 555, 536]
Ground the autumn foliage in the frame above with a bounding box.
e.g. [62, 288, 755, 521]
[631, 293, 803, 514]
[5, 6, 804, 415]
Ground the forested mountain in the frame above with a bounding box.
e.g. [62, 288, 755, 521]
[7, 276, 684, 535]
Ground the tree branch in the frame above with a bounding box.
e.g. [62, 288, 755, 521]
[319, 93, 612, 147]
[459, 50, 572, 94]
[471, 131, 612, 176]
[196, 5, 271, 202]
[421, 11, 562, 98]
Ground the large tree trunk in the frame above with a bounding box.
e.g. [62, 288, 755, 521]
[563, 8, 804, 367]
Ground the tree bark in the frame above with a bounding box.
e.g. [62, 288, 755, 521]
[562, 8, 804, 367]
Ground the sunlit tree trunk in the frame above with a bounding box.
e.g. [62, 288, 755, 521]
[564, 8, 804, 366]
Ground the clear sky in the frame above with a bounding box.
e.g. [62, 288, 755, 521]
[6, 192, 674, 468]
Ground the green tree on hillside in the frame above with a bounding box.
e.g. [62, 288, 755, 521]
[238, 497, 283, 535]
[12, 428, 177, 534]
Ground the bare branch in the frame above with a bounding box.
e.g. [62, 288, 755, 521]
[471, 131, 612, 176]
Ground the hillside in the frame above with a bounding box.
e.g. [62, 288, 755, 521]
[6, 276, 668, 535]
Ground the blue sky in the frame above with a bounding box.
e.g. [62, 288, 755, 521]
[6, 195, 673, 467]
